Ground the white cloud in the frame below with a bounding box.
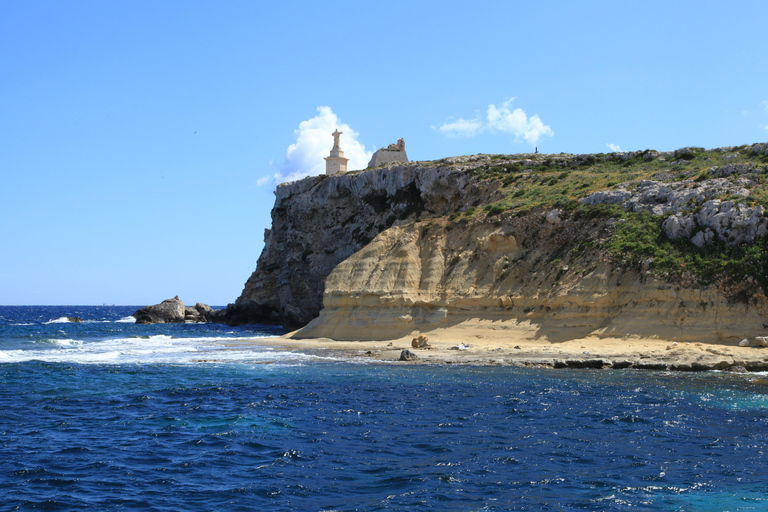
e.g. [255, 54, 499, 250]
[607, 143, 621, 152]
[438, 117, 483, 137]
[762, 101, 768, 113]
[486, 99, 554, 146]
[264, 106, 372, 186]
[436, 98, 553, 147]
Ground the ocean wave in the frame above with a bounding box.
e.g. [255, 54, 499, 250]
[44, 317, 74, 324]
[51, 339, 84, 347]
[115, 316, 136, 323]
[0, 334, 328, 366]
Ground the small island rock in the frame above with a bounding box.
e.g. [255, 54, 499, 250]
[133, 296, 186, 324]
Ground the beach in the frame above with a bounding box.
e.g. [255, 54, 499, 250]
[251, 327, 768, 371]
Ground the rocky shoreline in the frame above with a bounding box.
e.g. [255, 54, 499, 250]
[234, 331, 768, 373]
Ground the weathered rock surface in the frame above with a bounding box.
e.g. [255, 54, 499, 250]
[133, 296, 186, 324]
[295, 212, 768, 343]
[581, 176, 768, 246]
[134, 297, 213, 324]
[231, 163, 500, 328]
[208, 300, 279, 326]
[232, 142, 768, 338]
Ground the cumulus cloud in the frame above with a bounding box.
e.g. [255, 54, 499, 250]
[438, 117, 483, 137]
[262, 106, 372, 186]
[486, 100, 554, 145]
[607, 143, 621, 152]
[436, 98, 553, 147]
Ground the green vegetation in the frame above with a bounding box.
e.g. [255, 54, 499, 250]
[468, 146, 767, 216]
[604, 207, 768, 294]
[451, 144, 768, 295]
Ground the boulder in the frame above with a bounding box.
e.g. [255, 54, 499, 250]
[662, 213, 695, 239]
[712, 164, 754, 177]
[399, 349, 420, 361]
[194, 303, 213, 320]
[691, 228, 715, 248]
[411, 334, 430, 348]
[133, 296, 186, 324]
[579, 189, 632, 206]
[183, 305, 213, 323]
[755, 336, 768, 348]
[184, 306, 201, 322]
[545, 209, 562, 224]
[674, 147, 698, 160]
[739, 338, 751, 347]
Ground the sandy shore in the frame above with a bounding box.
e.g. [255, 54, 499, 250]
[235, 328, 768, 372]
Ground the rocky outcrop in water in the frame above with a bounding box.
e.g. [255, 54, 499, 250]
[133, 297, 213, 324]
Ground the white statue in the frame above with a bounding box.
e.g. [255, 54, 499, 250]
[332, 129, 342, 150]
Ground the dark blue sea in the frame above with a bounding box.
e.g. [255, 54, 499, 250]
[2, 306, 768, 511]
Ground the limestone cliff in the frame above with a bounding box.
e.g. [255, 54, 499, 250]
[226, 143, 768, 343]
[296, 213, 768, 343]
[231, 163, 500, 328]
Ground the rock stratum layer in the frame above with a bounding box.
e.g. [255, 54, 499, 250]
[230, 144, 768, 346]
[297, 214, 767, 343]
[232, 163, 498, 328]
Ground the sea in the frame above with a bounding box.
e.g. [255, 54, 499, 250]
[2, 306, 768, 511]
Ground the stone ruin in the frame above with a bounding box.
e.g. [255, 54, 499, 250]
[367, 138, 409, 168]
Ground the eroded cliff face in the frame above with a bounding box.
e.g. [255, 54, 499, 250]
[227, 144, 768, 337]
[235, 163, 500, 328]
[296, 212, 768, 343]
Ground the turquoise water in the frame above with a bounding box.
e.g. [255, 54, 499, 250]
[2, 306, 768, 511]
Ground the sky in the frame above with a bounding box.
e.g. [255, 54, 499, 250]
[2, 0, 768, 305]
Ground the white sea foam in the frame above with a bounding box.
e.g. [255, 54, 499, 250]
[51, 339, 83, 347]
[0, 335, 327, 365]
[115, 316, 136, 323]
[45, 317, 73, 324]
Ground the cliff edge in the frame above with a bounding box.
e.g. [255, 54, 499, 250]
[225, 143, 768, 344]
[230, 163, 499, 328]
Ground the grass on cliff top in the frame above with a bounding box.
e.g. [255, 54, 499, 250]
[441, 145, 768, 296]
[460, 145, 768, 217]
[597, 203, 768, 297]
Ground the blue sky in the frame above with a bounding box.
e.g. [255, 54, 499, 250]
[2, 0, 767, 305]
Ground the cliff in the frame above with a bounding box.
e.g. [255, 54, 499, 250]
[225, 143, 768, 344]
[232, 162, 500, 328]
[297, 212, 768, 344]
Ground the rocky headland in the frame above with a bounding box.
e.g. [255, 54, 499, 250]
[217, 142, 768, 369]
